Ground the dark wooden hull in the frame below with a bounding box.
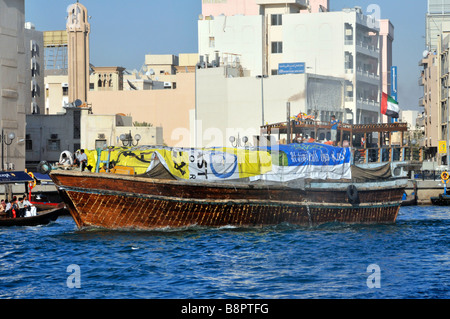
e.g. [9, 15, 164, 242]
[431, 194, 450, 206]
[50, 171, 406, 230]
[0, 207, 62, 227]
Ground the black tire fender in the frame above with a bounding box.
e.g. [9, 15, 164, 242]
[37, 161, 52, 175]
[347, 185, 359, 204]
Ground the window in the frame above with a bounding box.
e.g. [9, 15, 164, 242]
[47, 139, 61, 152]
[26, 134, 32, 151]
[209, 37, 215, 48]
[271, 69, 278, 75]
[62, 86, 68, 96]
[271, 14, 282, 26]
[95, 139, 107, 149]
[271, 41, 283, 54]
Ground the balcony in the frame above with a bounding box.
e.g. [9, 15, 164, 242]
[356, 41, 380, 58]
[356, 68, 380, 86]
[419, 97, 424, 107]
[356, 98, 380, 110]
[418, 76, 424, 86]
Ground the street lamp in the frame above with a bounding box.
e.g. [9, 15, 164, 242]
[229, 134, 248, 148]
[120, 131, 141, 147]
[256, 75, 268, 126]
[1, 129, 16, 171]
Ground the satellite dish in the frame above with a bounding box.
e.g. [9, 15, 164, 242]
[423, 50, 429, 58]
[127, 80, 138, 90]
[74, 99, 83, 107]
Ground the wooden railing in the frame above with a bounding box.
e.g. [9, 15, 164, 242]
[352, 146, 423, 164]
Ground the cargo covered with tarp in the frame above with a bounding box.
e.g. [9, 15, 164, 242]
[84, 144, 354, 182]
[260, 143, 352, 182]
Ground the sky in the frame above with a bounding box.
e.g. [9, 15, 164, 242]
[25, 0, 427, 111]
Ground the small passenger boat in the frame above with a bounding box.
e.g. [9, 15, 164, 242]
[431, 194, 450, 206]
[0, 206, 63, 227]
[431, 172, 450, 206]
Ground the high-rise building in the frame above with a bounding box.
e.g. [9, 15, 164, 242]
[0, 0, 26, 171]
[198, 3, 384, 124]
[419, 0, 450, 164]
[426, 0, 450, 51]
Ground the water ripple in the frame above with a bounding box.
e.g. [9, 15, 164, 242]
[0, 208, 449, 299]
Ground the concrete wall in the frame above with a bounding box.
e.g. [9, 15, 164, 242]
[81, 113, 163, 150]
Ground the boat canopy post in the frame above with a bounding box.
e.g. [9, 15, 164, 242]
[95, 148, 112, 173]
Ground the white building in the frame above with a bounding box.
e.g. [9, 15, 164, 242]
[198, 4, 382, 124]
[195, 65, 345, 148]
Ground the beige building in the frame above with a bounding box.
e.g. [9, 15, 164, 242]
[88, 72, 196, 147]
[43, 53, 197, 148]
[45, 74, 69, 114]
[90, 66, 125, 91]
[419, 50, 440, 157]
[0, 0, 26, 171]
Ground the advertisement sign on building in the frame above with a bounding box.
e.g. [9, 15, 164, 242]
[278, 63, 305, 75]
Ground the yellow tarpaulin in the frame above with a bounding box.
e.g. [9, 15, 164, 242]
[86, 147, 273, 180]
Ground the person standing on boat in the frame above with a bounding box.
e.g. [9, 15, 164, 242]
[330, 115, 340, 146]
[75, 149, 88, 171]
[0, 200, 5, 216]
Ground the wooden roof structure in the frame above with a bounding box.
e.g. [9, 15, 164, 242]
[261, 121, 409, 147]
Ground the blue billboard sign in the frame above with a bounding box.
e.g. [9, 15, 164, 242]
[278, 62, 305, 75]
[391, 66, 398, 101]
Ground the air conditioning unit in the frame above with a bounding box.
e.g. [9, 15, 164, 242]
[98, 133, 106, 139]
[164, 82, 172, 88]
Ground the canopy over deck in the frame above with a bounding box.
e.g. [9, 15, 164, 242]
[261, 121, 408, 147]
[0, 171, 33, 184]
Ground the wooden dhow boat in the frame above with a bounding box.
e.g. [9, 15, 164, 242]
[49, 136, 410, 230]
[51, 170, 406, 230]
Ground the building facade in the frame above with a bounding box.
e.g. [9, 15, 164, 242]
[419, 51, 440, 158]
[25, 23, 45, 115]
[195, 66, 345, 147]
[0, 0, 26, 171]
[198, 4, 385, 125]
[426, 0, 450, 51]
